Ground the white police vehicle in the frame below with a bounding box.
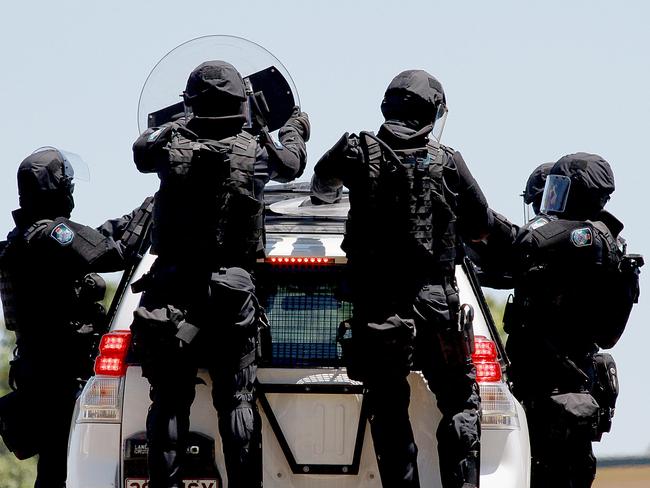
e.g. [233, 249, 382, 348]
[67, 185, 531, 488]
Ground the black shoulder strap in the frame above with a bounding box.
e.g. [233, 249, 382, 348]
[23, 220, 52, 244]
[359, 131, 382, 179]
[228, 132, 257, 195]
[589, 220, 623, 267]
[426, 141, 445, 190]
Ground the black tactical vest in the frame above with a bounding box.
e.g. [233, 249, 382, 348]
[151, 127, 263, 268]
[514, 217, 638, 350]
[346, 132, 457, 278]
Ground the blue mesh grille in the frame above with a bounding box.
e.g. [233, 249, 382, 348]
[259, 267, 352, 367]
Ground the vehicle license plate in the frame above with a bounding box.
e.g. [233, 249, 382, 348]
[125, 479, 219, 488]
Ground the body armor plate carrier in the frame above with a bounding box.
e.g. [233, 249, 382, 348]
[354, 132, 457, 277]
[152, 127, 263, 267]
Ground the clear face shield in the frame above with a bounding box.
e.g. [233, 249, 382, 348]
[32, 146, 90, 191]
[431, 104, 448, 143]
[540, 175, 571, 215]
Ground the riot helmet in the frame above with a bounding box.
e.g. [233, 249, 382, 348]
[541, 152, 615, 219]
[182, 60, 247, 118]
[523, 162, 553, 216]
[380, 70, 448, 141]
[17, 147, 85, 220]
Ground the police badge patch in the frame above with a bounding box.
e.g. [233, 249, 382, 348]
[50, 223, 75, 246]
[571, 227, 593, 247]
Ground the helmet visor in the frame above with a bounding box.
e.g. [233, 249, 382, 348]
[540, 175, 571, 214]
[431, 104, 448, 142]
[32, 147, 90, 182]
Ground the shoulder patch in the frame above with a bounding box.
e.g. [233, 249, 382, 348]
[571, 227, 593, 247]
[50, 223, 75, 246]
[529, 216, 549, 230]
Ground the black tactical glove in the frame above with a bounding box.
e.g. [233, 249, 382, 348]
[285, 106, 310, 141]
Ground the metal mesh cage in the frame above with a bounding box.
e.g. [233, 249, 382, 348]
[258, 266, 352, 367]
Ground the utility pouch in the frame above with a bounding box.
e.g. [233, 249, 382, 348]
[0, 390, 40, 460]
[549, 392, 600, 441]
[120, 196, 154, 257]
[216, 189, 264, 261]
[339, 315, 415, 382]
[130, 305, 185, 369]
[592, 352, 619, 438]
[209, 268, 258, 338]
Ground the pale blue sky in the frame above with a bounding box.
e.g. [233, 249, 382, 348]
[1, 0, 649, 457]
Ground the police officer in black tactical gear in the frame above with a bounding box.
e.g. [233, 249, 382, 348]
[311, 70, 491, 488]
[499, 153, 643, 488]
[524, 162, 553, 217]
[131, 60, 309, 488]
[0, 147, 150, 488]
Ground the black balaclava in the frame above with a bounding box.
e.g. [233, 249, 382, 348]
[183, 60, 248, 139]
[549, 152, 615, 220]
[380, 69, 446, 131]
[17, 148, 75, 222]
[524, 162, 554, 215]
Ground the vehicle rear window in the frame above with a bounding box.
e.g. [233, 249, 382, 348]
[257, 264, 352, 367]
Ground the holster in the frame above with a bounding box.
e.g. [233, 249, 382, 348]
[256, 307, 273, 365]
[502, 295, 522, 334]
[337, 320, 365, 381]
[592, 352, 619, 439]
[0, 390, 40, 460]
[433, 303, 476, 369]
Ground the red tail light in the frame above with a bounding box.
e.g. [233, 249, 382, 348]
[472, 335, 502, 383]
[94, 331, 131, 377]
[267, 256, 333, 265]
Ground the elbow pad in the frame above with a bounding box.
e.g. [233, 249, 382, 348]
[133, 125, 172, 173]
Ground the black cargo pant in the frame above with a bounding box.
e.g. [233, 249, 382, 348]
[525, 399, 596, 488]
[132, 264, 262, 488]
[357, 283, 481, 488]
[10, 341, 82, 488]
[507, 331, 597, 488]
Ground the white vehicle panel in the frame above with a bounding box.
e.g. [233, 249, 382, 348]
[67, 423, 121, 487]
[69, 226, 530, 487]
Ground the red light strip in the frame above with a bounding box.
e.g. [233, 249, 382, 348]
[267, 256, 332, 265]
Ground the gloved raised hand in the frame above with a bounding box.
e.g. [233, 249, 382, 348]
[284, 106, 310, 141]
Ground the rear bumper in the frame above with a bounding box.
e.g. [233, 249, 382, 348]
[67, 367, 530, 488]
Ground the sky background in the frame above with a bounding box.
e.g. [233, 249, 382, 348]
[1, 0, 648, 457]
